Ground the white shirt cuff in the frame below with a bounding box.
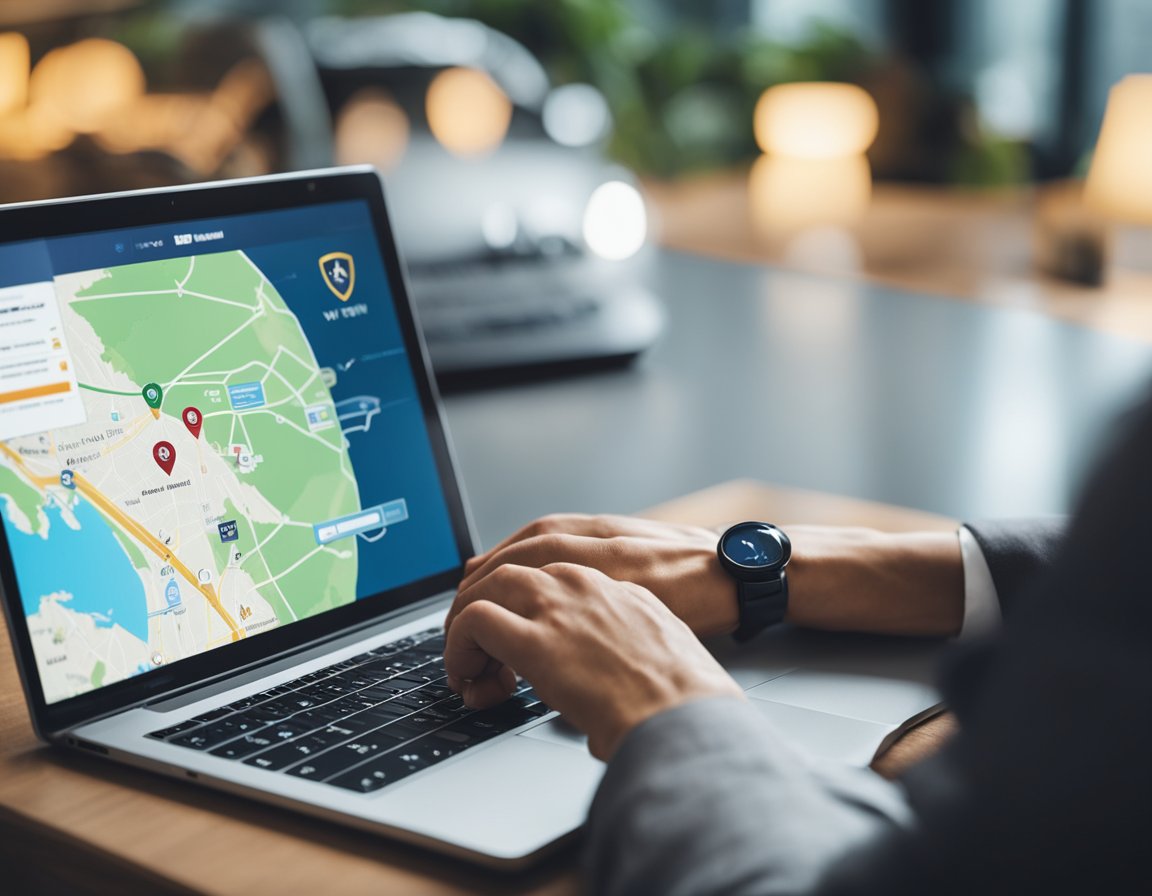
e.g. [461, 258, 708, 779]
[958, 525, 1001, 640]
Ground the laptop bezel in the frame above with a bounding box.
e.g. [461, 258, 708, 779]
[0, 167, 477, 737]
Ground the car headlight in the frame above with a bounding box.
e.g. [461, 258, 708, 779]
[582, 180, 647, 261]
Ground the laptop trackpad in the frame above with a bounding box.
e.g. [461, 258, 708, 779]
[372, 732, 603, 861]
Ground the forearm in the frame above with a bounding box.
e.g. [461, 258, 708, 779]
[785, 527, 964, 637]
[584, 696, 914, 896]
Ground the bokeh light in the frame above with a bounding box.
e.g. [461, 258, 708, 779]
[753, 82, 878, 158]
[543, 83, 611, 147]
[334, 87, 411, 171]
[425, 67, 513, 157]
[749, 154, 872, 237]
[0, 33, 30, 116]
[29, 38, 146, 135]
[583, 181, 648, 261]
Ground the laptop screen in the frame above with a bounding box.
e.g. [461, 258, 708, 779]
[0, 187, 463, 707]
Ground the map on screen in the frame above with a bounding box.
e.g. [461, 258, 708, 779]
[0, 203, 460, 705]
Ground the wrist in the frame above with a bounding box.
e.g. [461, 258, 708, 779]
[785, 527, 964, 636]
[676, 550, 740, 637]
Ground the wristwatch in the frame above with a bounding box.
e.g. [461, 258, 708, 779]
[716, 522, 791, 642]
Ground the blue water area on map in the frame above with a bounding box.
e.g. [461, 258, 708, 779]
[7, 498, 148, 642]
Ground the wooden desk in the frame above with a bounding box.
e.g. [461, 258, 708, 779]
[0, 481, 953, 895]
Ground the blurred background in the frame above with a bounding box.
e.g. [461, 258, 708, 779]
[4, 0, 1150, 187]
[3, 0, 1152, 362]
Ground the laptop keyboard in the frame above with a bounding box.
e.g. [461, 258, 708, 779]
[146, 628, 549, 793]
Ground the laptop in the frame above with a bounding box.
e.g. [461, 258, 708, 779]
[0, 167, 944, 869]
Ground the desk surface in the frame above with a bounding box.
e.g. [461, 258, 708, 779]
[0, 480, 955, 896]
[445, 250, 1152, 549]
[647, 175, 1152, 344]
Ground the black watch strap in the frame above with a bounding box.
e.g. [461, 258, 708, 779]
[732, 572, 788, 642]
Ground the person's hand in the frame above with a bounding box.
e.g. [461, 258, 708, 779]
[444, 562, 744, 761]
[455, 514, 738, 637]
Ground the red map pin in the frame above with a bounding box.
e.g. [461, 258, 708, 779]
[182, 406, 203, 439]
[153, 441, 176, 476]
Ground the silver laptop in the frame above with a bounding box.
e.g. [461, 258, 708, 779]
[0, 167, 944, 869]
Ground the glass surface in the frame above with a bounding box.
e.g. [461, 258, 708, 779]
[0, 200, 460, 704]
[722, 523, 784, 568]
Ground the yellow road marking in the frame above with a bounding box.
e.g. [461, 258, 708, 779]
[0, 442, 243, 641]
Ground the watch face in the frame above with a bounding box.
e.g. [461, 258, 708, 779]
[721, 523, 787, 569]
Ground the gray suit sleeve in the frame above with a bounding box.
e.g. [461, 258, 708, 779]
[583, 696, 914, 896]
[963, 519, 1065, 612]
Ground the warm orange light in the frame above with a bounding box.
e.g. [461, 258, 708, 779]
[1085, 74, 1152, 226]
[754, 82, 878, 158]
[425, 67, 512, 157]
[335, 87, 411, 171]
[94, 93, 199, 153]
[749, 154, 872, 237]
[0, 32, 30, 115]
[95, 58, 274, 175]
[0, 104, 73, 160]
[29, 38, 146, 135]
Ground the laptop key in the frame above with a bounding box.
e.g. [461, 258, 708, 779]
[390, 735, 458, 773]
[396, 712, 446, 736]
[244, 743, 312, 771]
[327, 755, 416, 793]
[357, 702, 412, 726]
[146, 720, 201, 740]
[333, 672, 381, 690]
[174, 717, 264, 749]
[256, 685, 295, 699]
[389, 674, 440, 690]
[327, 732, 464, 794]
[441, 707, 532, 742]
[321, 715, 384, 737]
[291, 671, 330, 687]
[434, 728, 484, 748]
[168, 729, 217, 750]
[323, 694, 378, 715]
[418, 704, 462, 723]
[357, 683, 406, 702]
[264, 719, 318, 742]
[251, 697, 305, 719]
[366, 720, 423, 743]
[286, 707, 345, 729]
[223, 696, 261, 712]
[389, 691, 437, 710]
[244, 731, 351, 771]
[286, 737, 391, 781]
[189, 707, 233, 724]
[209, 732, 276, 759]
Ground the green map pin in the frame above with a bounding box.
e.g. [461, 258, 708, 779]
[142, 382, 163, 418]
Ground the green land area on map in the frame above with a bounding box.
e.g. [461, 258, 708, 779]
[70, 250, 360, 624]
